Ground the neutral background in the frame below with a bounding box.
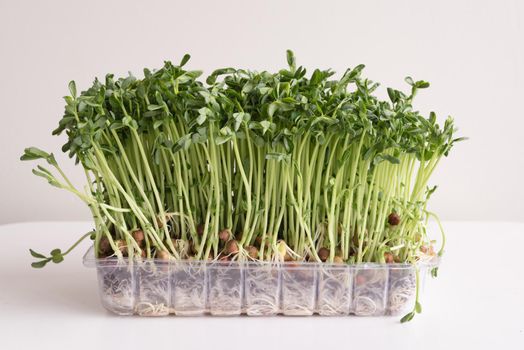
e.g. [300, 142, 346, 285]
[1, 0, 523, 224]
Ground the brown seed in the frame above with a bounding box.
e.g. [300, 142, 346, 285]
[219, 255, 230, 261]
[318, 247, 330, 262]
[384, 252, 394, 264]
[99, 237, 111, 255]
[333, 256, 344, 264]
[246, 246, 258, 259]
[219, 228, 231, 242]
[420, 245, 428, 253]
[197, 224, 204, 236]
[388, 213, 400, 226]
[132, 230, 145, 244]
[226, 240, 239, 255]
[356, 274, 367, 285]
[284, 252, 293, 262]
[156, 250, 170, 260]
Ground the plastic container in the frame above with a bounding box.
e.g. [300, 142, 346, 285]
[83, 247, 436, 317]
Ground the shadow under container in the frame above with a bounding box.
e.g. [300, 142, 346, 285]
[280, 263, 317, 315]
[244, 262, 281, 316]
[207, 261, 243, 316]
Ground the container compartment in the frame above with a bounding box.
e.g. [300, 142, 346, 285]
[387, 265, 417, 315]
[244, 263, 280, 316]
[84, 247, 437, 317]
[317, 265, 352, 316]
[136, 261, 170, 316]
[207, 261, 243, 316]
[96, 261, 137, 315]
[171, 261, 207, 316]
[352, 265, 388, 316]
[281, 264, 317, 315]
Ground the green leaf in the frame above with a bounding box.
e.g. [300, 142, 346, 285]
[431, 267, 439, 278]
[400, 311, 415, 323]
[268, 102, 278, 118]
[215, 135, 232, 145]
[387, 88, 398, 103]
[68, 81, 77, 98]
[153, 120, 163, 129]
[52, 255, 64, 264]
[196, 112, 207, 125]
[31, 260, 49, 269]
[286, 49, 296, 72]
[415, 301, 422, 314]
[29, 249, 46, 259]
[147, 104, 163, 111]
[404, 76, 415, 86]
[179, 54, 191, 67]
[260, 120, 272, 134]
[382, 154, 400, 164]
[50, 248, 62, 257]
[416, 80, 430, 89]
[20, 147, 51, 161]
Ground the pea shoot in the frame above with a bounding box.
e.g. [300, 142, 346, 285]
[21, 51, 464, 321]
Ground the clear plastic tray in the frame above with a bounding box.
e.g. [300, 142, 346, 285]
[83, 247, 435, 317]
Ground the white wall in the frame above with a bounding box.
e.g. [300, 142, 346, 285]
[1, 0, 523, 223]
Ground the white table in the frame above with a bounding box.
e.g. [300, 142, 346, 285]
[0, 221, 522, 349]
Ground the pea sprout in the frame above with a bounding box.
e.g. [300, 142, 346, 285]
[21, 51, 464, 321]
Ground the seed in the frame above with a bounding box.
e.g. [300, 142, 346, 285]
[333, 256, 344, 264]
[318, 247, 329, 262]
[226, 240, 239, 255]
[356, 274, 367, 285]
[388, 213, 400, 226]
[132, 230, 145, 245]
[197, 224, 204, 236]
[246, 245, 258, 259]
[384, 252, 394, 263]
[219, 228, 231, 242]
[156, 250, 170, 260]
[99, 237, 111, 255]
[420, 245, 428, 253]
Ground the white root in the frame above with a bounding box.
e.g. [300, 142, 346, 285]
[281, 269, 316, 315]
[387, 273, 416, 315]
[172, 264, 207, 315]
[245, 266, 280, 315]
[208, 265, 242, 315]
[317, 269, 351, 315]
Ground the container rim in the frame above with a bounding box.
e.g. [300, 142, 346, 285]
[82, 245, 439, 269]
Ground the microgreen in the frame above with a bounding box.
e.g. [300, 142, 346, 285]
[22, 51, 463, 321]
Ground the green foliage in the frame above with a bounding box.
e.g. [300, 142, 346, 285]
[23, 51, 463, 266]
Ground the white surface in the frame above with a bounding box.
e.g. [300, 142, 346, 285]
[0, 221, 522, 349]
[1, 0, 524, 224]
